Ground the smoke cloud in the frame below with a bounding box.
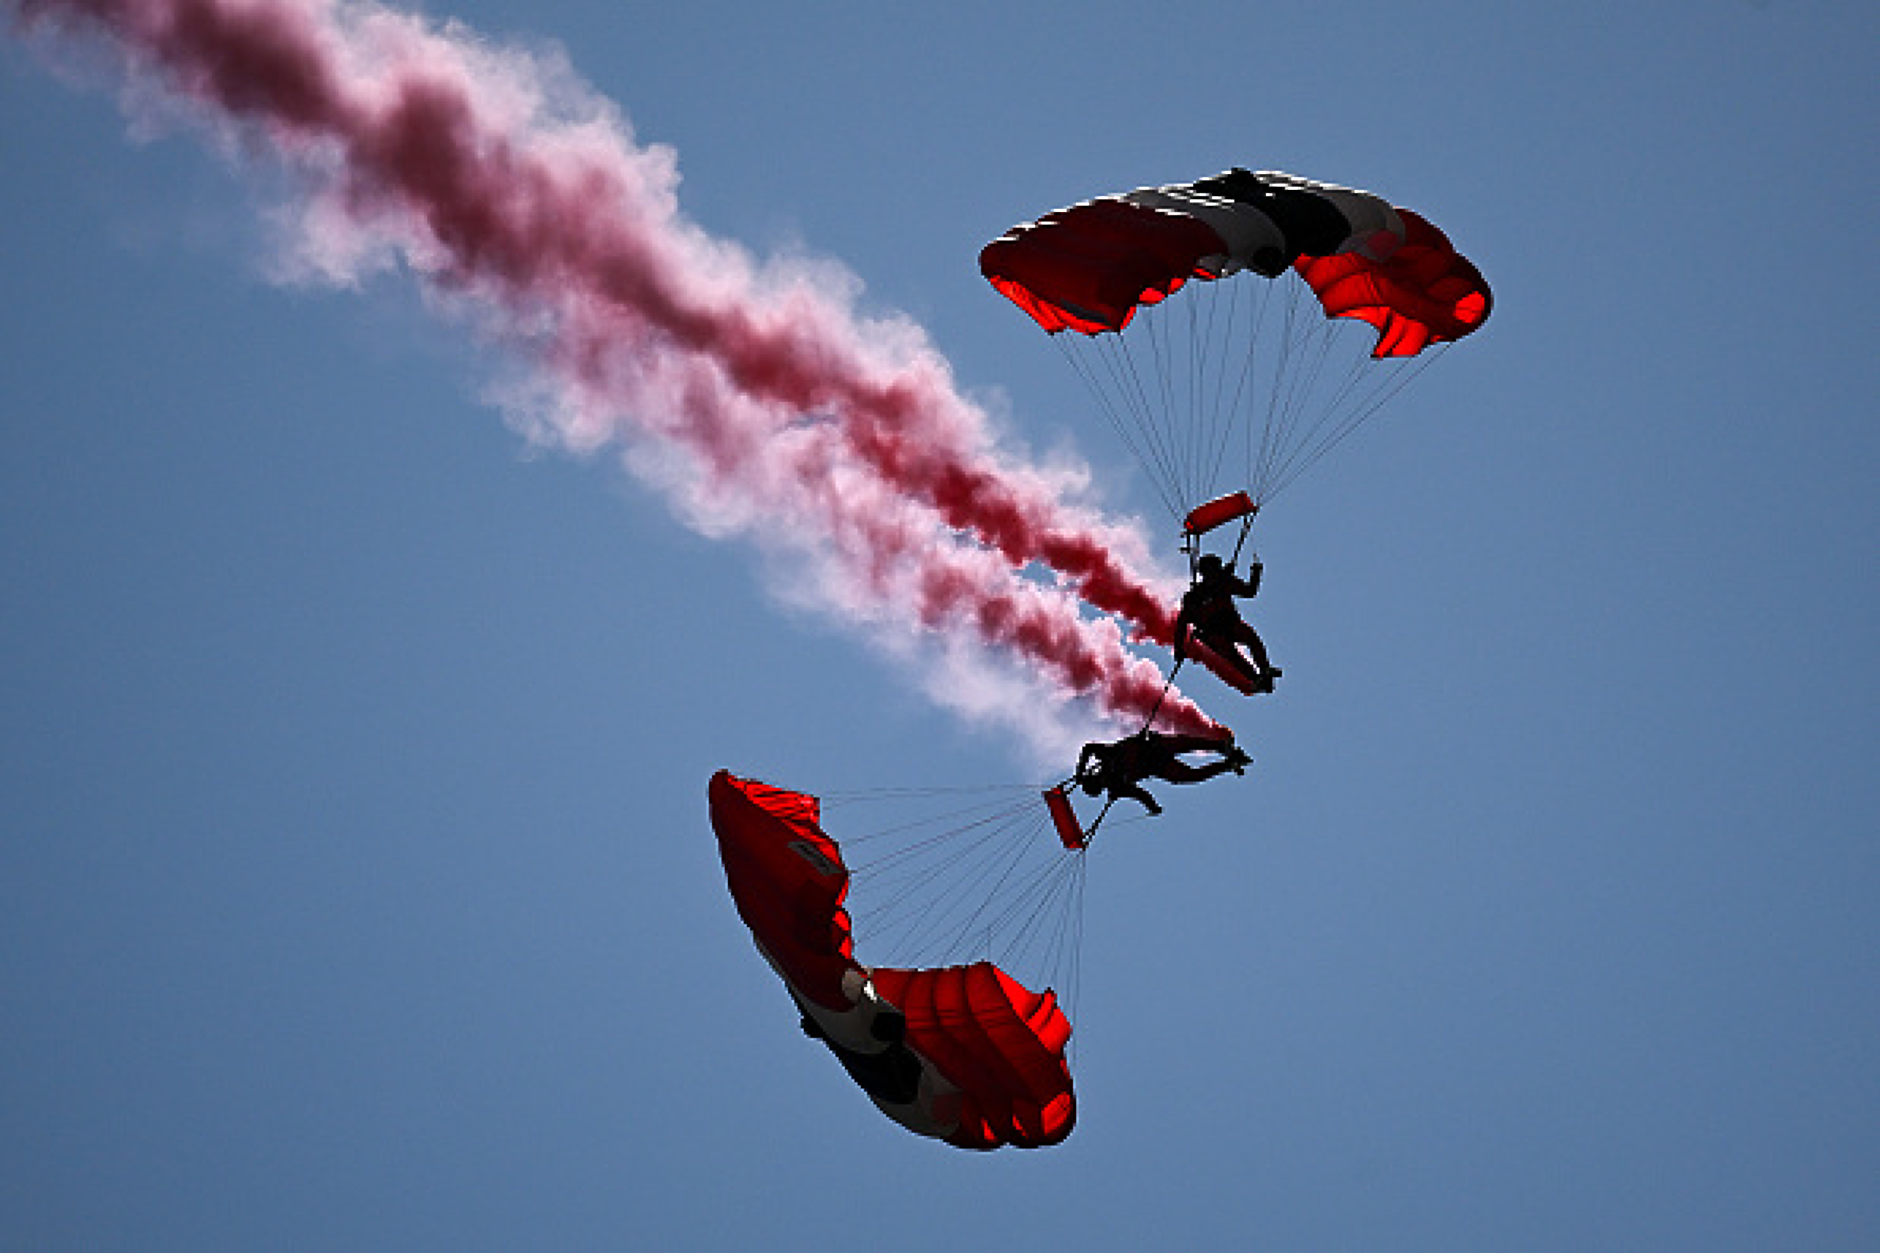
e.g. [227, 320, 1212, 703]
[16, 0, 1225, 751]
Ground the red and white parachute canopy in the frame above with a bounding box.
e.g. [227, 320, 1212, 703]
[709, 770, 1076, 1150]
[981, 168, 1492, 516]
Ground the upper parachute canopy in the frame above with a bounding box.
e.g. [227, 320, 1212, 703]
[980, 168, 1491, 356]
[709, 770, 1076, 1150]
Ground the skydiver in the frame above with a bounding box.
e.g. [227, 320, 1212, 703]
[1075, 729, 1250, 817]
[1174, 552, 1281, 693]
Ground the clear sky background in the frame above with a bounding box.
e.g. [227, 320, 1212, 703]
[3, 1, 1876, 1249]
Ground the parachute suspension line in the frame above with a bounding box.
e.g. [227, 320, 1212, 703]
[900, 822, 1085, 1000]
[1248, 280, 1308, 502]
[929, 835, 1086, 1030]
[1219, 277, 1274, 504]
[1261, 297, 1347, 496]
[1184, 279, 1234, 511]
[844, 805, 1036, 965]
[842, 791, 1039, 897]
[1138, 303, 1191, 508]
[1182, 281, 1220, 509]
[1197, 277, 1257, 508]
[1255, 279, 1362, 501]
[1066, 855, 1086, 1058]
[1273, 319, 1370, 489]
[1190, 282, 1221, 503]
[829, 788, 1050, 954]
[1263, 343, 1404, 500]
[1142, 296, 1174, 490]
[1052, 275, 1454, 520]
[821, 781, 1041, 809]
[1168, 279, 1246, 512]
[835, 790, 1086, 1000]
[1260, 337, 1452, 504]
[1057, 851, 1086, 982]
[1104, 330, 1190, 522]
[889, 809, 1044, 963]
[1055, 333, 1183, 523]
[1052, 337, 1159, 518]
[965, 842, 1086, 985]
[840, 791, 1038, 890]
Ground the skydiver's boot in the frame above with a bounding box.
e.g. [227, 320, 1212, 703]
[1227, 747, 1252, 775]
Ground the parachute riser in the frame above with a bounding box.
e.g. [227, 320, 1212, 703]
[1188, 508, 1254, 565]
[1227, 512, 1256, 570]
[1082, 797, 1118, 846]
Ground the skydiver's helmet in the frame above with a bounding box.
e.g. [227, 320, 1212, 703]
[1196, 553, 1224, 579]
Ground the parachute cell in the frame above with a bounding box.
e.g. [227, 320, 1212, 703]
[1296, 209, 1491, 357]
[981, 197, 1225, 334]
[709, 770, 1076, 1150]
[710, 770, 857, 1012]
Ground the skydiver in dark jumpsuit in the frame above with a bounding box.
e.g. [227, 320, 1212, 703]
[1173, 553, 1281, 693]
[1075, 730, 1250, 817]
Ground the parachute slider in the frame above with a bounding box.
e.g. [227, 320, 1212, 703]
[1043, 785, 1088, 850]
[1182, 491, 1258, 538]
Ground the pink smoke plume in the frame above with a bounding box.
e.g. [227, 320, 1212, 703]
[15, 0, 1224, 742]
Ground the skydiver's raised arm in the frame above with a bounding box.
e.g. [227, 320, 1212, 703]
[1228, 561, 1262, 598]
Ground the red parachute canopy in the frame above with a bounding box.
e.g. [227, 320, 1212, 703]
[1296, 209, 1491, 357]
[981, 197, 1224, 335]
[980, 168, 1491, 357]
[709, 770, 1076, 1150]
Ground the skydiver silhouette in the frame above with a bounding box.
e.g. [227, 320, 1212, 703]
[1173, 552, 1281, 693]
[1075, 730, 1250, 817]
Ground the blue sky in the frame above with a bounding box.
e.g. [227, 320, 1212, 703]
[3, 1, 1876, 1249]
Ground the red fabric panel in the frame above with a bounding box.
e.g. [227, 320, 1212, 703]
[1182, 626, 1259, 695]
[980, 197, 1227, 334]
[708, 771, 860, 1011]
[1043, 786, 1085, 850]
[869, 962, 1077, 1149]
[1182, 490, 1258, 537]
[1295, 209, 1492, 358]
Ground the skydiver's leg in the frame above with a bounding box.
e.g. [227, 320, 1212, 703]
[1146, 732, 1253, 779]
[1149, 759, 1234, 785]
[1226, 618, 1276, 675]
[1156, 732, 1235, 756]
[1112, 780, 1163, 816]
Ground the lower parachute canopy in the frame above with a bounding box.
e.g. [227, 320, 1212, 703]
[708, 770, 1076, 1150]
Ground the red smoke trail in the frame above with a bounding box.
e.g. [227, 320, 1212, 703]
[15, 0, 1218, 739]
